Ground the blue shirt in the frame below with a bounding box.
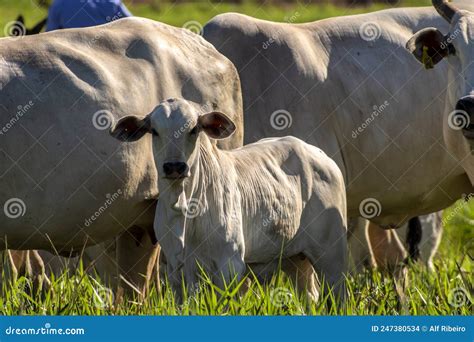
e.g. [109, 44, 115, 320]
[46, 0, 132, 31]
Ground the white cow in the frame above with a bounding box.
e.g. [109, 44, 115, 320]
[110, 98, 347, 300]
[407, 1, 474, 188]
[203, 3, 474, 228]
[0, 17, 243, 292]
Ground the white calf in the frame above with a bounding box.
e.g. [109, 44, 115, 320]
[110, 98, 347, 300]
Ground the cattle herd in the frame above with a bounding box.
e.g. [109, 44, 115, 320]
[0, 0, 472, 305]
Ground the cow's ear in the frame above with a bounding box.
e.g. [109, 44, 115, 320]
[110, 115, 151, 142]
[198, 112, 236, 139]
[406, 28, 454, 69]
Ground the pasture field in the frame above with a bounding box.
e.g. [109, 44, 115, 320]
[0, 0, 472, 315]
[0, 202, 472, 315]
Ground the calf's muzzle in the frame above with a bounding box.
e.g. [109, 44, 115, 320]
[163, 162, 189, 179]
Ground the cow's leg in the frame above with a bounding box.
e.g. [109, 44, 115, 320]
[213, 253, 246, 290]
[304, 219, 348, 302]
[304, 231, 348, 301]
[27, 250, 50, 293]
[347, 218, 374, 273]
[367, 223, 407, 271]
[6, 250, 23, 282]
[116, 225, 160, 301]
[282, 256, 320, 303]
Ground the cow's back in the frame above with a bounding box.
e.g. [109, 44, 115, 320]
[203, 8, 472, 223]
[230, 136, 345, 262]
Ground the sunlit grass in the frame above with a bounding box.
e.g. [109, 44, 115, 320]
[1, 200, 470, 315]
[1, 234, 471, 315]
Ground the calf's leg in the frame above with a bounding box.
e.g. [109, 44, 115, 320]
[303, 212, 348, 302]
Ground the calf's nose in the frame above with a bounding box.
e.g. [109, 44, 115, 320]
[455, 96, 474, 138]
[163, 162, 189, 179]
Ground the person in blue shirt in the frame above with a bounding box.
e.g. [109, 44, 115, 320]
[46, 0, 132, 32]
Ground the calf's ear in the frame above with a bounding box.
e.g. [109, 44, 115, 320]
[406, 27, 454, 69]
[198, 112, 236, 139]
[110, 115, 151, 142]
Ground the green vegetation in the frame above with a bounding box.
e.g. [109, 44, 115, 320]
[0, 201, 471, 315]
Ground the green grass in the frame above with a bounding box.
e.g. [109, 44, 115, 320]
[0, 200, 471, 315]
[0, 244, 471, 315]
[0, 0, 471, 315]
[0, 0, 433, 37]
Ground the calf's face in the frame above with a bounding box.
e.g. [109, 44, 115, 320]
[110, 98, 236, 181]
[407, 1, 474, 138]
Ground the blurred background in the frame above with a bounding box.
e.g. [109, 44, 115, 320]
[0, 0, 434, 37]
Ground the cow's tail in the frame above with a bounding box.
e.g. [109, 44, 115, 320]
[405, 216, 422, 263]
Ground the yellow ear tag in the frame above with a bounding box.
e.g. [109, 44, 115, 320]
[422, 46, 434, 69]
